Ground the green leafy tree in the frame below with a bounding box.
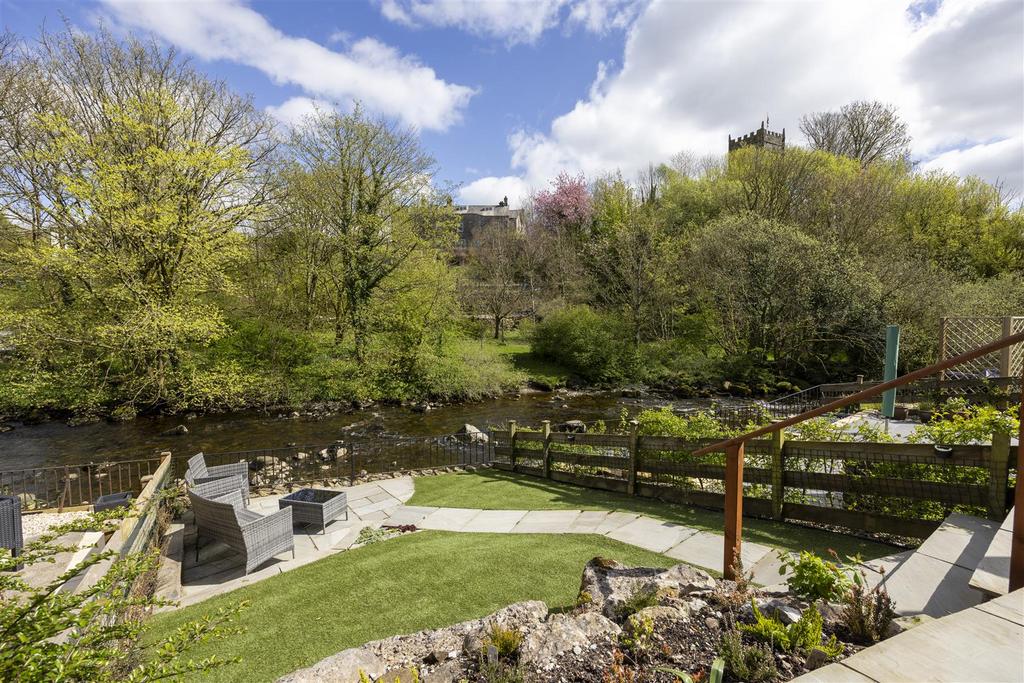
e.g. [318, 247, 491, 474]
[283, 106, 458, 360]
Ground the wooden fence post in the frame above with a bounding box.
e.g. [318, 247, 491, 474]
[999, 317, 1013, 378]
[1009, 371, 1024, 591]
[724, 441, 745, 580]
[771, 428, 785, 521]
[628, 419, 639, 495]
[542, 420, 552, 478]
[508, 420, 518, 470]
[989, 429, 1011, 521]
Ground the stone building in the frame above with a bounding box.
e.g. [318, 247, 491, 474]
[728, 121, 786, 152]
[454, 196, 525, 247]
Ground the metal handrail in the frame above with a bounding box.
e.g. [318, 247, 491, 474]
[692, 329, 1024, 587]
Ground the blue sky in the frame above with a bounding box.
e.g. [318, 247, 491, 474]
[3, 0, 1022, 205]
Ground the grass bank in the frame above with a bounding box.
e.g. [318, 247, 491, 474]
[145, 531, 674, 683]
[408, 470, 897, 560]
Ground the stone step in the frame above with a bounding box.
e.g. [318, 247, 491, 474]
[969, 507, 1014, 598]
[53, 531, 106, 594]
[879, 513, 997, 618]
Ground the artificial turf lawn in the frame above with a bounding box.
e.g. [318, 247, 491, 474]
[408, 469, 897, 560]
[145, 531, 676, 683]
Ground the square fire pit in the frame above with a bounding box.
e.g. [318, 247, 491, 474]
[278, 488, 348, 534]
[94, 491, 133, 513]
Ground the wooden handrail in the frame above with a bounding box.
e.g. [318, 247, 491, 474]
[693, 329, 1024, 457]
[697, 329, 1024, 581]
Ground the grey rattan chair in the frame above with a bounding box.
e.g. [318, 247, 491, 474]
[188, 488, 294, 574]
[185, 453, 250, 503]
[0, 496, 23, 569]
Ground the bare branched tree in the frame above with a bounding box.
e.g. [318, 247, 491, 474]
[800, 100, 911, 166]
[463, 224, 529, 339]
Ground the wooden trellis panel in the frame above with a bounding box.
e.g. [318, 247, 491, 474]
[940, 317, 1024, 389]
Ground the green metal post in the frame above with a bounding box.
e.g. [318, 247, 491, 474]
[881, 325, 900, 418]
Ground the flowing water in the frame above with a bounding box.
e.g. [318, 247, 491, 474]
[0, 392, 728, 471]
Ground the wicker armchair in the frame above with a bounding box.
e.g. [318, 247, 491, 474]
[189, 488, 294, 574]
[185, 453, 250, 503]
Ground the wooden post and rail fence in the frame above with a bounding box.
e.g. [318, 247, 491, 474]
[691, 329, 1024, 589]
[493, 330, 1024, 589]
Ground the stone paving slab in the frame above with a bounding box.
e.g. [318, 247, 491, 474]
[879, 551, 982, 617]
[350, 498, 402, 516]
[792, 663, 879, 682]
[971, 527, 1011, 597]
[665, 531, 771, 573]
[858, 550, 912, 590]
[461, 509, 528, 533]
[567, 510, 612, 534]
[975, 588, 1024, 626]
[384, 506, 438, 527]
[831, 604, 1023, 682]
[747, 549, 794, 586]
[417, 507, 480, 531]
[607, 516, 696, 553]
[377, 477, 416, 502]
[511, 510, 582, 533]
[593, 511, 640, 535]
[914, 512, 998, 570]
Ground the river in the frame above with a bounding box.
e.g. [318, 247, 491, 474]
[0, 392, 728, 471]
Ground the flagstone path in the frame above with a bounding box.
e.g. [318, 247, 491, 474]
[164, 476, 905, 608]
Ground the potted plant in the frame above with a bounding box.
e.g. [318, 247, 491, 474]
[915, 399, 935, 423]
[891, 405, 909, 420]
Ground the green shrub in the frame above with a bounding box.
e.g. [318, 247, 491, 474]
[531, 305, 635, 383]
[619, 613, 655, 655]
[909, 399, 1019, 445]
[485, 624, 524, 659]
[741, 602, 843, 657]
[633, 407, 735, 440]
[719, 630, 778, 682]
[778, 550, 857, 602]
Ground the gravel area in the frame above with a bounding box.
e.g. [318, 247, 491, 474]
[21, 511, 90, 540]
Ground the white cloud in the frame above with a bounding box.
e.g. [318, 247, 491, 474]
[458, 175, 531, 207]
[378, 0, 641, 45]
[99, 0, 476, 131]
[264, 96, 331, 127]
[466, 0, 1023, 196]
[920, 136, 1024, 197]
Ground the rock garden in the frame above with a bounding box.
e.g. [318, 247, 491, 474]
[281, 550, 901, 683]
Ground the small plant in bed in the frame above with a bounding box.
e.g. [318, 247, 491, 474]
[777, 549, 859, 603]
[355, 524, 417, 545]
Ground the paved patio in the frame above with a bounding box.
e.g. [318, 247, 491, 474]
[170, 477, 414, 608]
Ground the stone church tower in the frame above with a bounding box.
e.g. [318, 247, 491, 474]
[728, 120, 786, 152]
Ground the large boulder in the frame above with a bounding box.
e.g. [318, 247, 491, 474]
[578, 557, 716, 620]
[277, 647, 385, 682]
[160, 424, 188, 436]
[519, 612, 620, 666]
[457, 424, 488, 445]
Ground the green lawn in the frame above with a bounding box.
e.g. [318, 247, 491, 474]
[487, 331, 571, 388]
[408, 470, 897, 560]
[146, 531, 675, 683]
